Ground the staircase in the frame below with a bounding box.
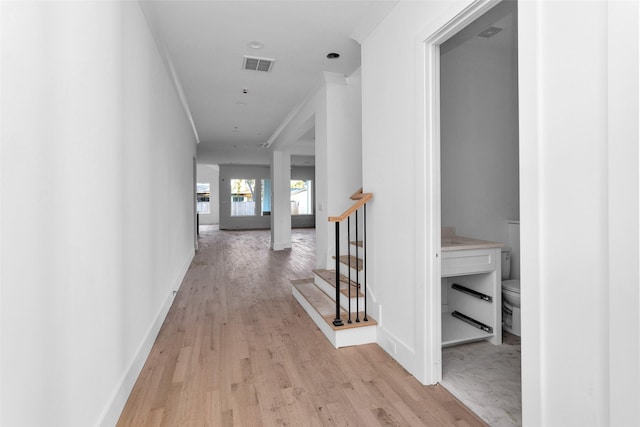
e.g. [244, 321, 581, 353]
[292, 189, 377, 348]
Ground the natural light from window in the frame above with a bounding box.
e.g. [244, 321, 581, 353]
[261, 179, 271, 216]
[196, 183, 210, 214]
[230, 179, 256, 216]
[291, 180, 313, 215]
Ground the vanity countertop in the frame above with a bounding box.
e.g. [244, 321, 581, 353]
[441, 227, 503, 252]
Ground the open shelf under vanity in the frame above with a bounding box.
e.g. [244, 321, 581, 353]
[441, 233, 502, 347]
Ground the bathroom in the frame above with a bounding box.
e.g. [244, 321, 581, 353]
[438, 1, 521, 425]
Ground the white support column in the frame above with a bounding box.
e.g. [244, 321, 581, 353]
[270, 150, 291, 250]
[607, 2, 640, 425]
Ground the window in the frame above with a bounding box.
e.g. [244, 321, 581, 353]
[261, 179, 271, 216]
[290, 180, 313, 215]
[196, 183, 210, 214]
[230, 179, 256, 216]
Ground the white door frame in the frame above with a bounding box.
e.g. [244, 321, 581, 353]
[420, 0, 503, 385]
[193, 156, 198, 250]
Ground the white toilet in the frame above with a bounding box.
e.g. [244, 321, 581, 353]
[501, 247, 521, 336]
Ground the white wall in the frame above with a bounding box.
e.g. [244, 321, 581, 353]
[197, 164, 220, 225]
[0, 2, 197, 426]
[519, 1, 640, 426]
[0, 4, 4, 424]
[361, 0, 477, 385]
[362, 0, 640, 426]
[268, 70, 362, 268]
[606, 2, 640, 425]
[219, 164, 271, 230]
[219, 164, 316, 231]
[440, 0, 519, 244]
[316, 72, 363, 268]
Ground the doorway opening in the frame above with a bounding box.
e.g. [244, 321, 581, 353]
[193, 156, 198, 249]
[431, 1, 521, 424]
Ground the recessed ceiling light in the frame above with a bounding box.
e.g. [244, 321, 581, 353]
[248, 41, 264, 49]
[326, 52, 340, 59]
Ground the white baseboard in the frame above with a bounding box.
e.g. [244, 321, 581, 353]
[376, 326, 421, 382]
[97, 249, 194, 427]
[271, 241, 292, 250]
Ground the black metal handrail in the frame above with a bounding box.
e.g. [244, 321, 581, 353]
[328, 191, 372, 327]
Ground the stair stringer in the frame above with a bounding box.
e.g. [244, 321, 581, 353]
[292, 280, 378, 349]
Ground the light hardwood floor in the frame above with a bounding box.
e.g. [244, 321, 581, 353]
[117, 227, 486, 426]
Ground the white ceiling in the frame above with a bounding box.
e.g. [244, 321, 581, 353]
[140, 1, 396, 166]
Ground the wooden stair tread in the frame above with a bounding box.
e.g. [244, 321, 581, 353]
[350, 240, 364, 248]
[322, 313, 377, 331]
[349, 188, 364, 200]
[293, 280, 377, 331]
[294, 281, 336, 317]
[332, 255, 363, 271]
[313, 269, 364, 297]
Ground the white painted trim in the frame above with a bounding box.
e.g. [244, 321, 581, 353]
[517, 2, 542, 425]
[376, 326, 417, 376]
[266, 78, 323, 150]
[607, 1, 640, 425]
[334, 324, 376, 348]
[271, 241, 292, 251]
[165, 49, 200, 144]
[0, 2, 4, 422]
[138, 3, 200, 144]
[97, 250, 195, 427]
[418, 0, 503, 385]
[321, 71, 347, 86]
[193, 156, 198, 250]
[292, 285, 377, 349]
[267, 70, 354, 154]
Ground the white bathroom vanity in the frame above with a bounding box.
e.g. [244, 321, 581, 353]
[441, 228, 503, 347]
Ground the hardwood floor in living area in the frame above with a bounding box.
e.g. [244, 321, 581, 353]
[117, 226, 486, 426]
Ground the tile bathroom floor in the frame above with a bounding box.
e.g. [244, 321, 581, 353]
[441, 332, 521, 426]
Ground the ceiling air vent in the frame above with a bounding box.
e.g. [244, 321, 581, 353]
[242, 55, 275, 72]
[478, 26, 503, 38]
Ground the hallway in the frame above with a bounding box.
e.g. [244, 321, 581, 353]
[118, 227, 486, 426]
